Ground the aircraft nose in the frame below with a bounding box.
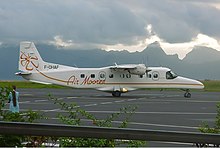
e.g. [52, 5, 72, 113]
[178, 77, 204, 89]
[195, 80, 204, 89]
[188, 78, 204, 89]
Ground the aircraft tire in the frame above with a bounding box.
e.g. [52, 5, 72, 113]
[184, 92, 191, 98]
[112, 91, 121, 97]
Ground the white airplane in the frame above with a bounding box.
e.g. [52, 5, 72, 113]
[16, 41, 204, 98]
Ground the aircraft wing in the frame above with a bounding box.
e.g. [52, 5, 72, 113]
[109, 64, 140, 70]
[109, 64, 148, 75]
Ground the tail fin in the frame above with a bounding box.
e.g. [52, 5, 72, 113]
[19, 42, 45, 72]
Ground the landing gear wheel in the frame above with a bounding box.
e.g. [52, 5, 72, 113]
[184, 92, 191, 98]
[112, 91, 121, 97]
[196, 143, 206, 147]
[183, 89, 191, 98]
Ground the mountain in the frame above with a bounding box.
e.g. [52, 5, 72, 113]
[180, 46, 220, 80]
[0, 44, 19, 80]
[0, 42, 220, 80]
[183, 46, 220, 64]
[141, 42, 180, 67]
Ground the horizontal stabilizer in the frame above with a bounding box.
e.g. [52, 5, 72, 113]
[30, 80, 52, 85]
[15, 72, 31, 76]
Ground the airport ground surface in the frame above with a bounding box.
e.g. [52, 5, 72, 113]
[13, 88, 220, 146]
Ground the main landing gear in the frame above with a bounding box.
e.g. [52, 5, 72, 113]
[184, 89, 191, 98]
[112, 91, 121, 97]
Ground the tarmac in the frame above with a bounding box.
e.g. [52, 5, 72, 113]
[13, 88, 220, 146]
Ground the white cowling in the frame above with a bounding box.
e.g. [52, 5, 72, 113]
[128, 65, 147, 75]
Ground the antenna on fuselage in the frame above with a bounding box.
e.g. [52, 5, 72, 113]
[74, 64, 78, 68]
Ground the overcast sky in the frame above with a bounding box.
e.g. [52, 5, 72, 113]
[1, 0, 220, 59]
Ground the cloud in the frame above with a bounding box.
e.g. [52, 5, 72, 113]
[0, 0, 146, 45]
[122, 0, 220, 43]
[48, 36, 74, 48]
[104, 24, 220, 59]
[0, 0, 220, 54]
[160, 34, 220, 59]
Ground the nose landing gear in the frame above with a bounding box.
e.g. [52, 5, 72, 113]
[184, 89, 191, 98]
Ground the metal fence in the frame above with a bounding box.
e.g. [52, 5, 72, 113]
[0, 121, 219, 145]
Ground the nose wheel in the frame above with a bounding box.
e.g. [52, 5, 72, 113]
[184, 90, 191, 98]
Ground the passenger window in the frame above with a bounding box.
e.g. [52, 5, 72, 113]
[139, 75, 143, 78]
[100, 73, 105, 78]
[99, 72, 106, 80]
[91, 74, 95, 78]
[109, 74, 114, 78]
[126, 74, 131, 78]
[81, 74, 85, 78]
[153, 73, 158, 78]
[152, 72, 159, 80]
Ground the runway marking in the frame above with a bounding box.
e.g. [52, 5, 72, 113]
[44, 109, 216, 115]
[131, 93, 164, 96]
[101, 102, 112, 105]
[49, 118, 199, 130]
[83, 111, 217, 115]
[84, 104, 97, 107]
[67, 97, 78, 99]
[184, 100, 220, 103]
[35, 100, 48, 102]
[127, 99, 137, 101]
[57, 97, 79, 101]
[191, 118, 215, 122]
[44, 109, 60, 112]
[145, 99, 220, 103]
[165, 95, 181, 97]
[128, 122, 198, 129]
[21, 94, 33, 96]
[83, 98, 141, 107]
[57, 97, 64, 100]
[73, 106, 80, 108]
[152, 141, 194, 146]
[114, 100, 125, 103]
[20, 101, 31, 104]
[137, 98, 145, 100]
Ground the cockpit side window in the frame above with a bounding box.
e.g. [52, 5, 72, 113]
[166, 71, 177, 79]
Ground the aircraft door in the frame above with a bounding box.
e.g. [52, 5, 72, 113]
[152, 71, 159, 81]
[99, 71, 106, 80]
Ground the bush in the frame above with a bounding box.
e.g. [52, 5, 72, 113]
[49, 94, 147, 147]
[199, 103, 220, 133]
[0, 87, 46, 146]
[0, 87, 146, 147]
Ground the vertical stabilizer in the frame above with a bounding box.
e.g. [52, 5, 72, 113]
[19, 42, 44, 72]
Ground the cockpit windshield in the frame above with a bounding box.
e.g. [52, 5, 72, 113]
[166, 71, 178, 79]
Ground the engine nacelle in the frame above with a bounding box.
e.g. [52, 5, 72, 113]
[128, 64, 147, 75]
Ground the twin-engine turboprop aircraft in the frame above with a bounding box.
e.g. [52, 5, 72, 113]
[16, 42, 204, 98]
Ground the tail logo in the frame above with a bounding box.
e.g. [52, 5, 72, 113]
[20, 51, 39, 71]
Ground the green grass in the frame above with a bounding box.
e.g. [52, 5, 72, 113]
[0, 80, 67, 89]
[1, 80, 220, 92]
[202, 80, 220, 92]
